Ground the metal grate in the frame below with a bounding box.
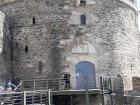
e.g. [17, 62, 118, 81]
[21, 79, 65, 91]
[0, 91, 49, 105]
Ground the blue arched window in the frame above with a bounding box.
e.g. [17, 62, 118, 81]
[80, 15, 86, 25]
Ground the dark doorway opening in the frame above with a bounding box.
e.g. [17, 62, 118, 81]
[25, 45, 28, 52]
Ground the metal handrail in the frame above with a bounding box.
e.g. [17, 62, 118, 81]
[20, 77, 102, 92]
[21, 78, 71, 91]
[22, 78, 65, 81]
[0, 90, 49, 105]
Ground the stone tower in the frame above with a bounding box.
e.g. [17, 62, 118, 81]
[0, 11, 10, 81]
[0, 0, 139, 91]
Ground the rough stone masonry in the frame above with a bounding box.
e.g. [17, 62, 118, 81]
[0, 0, 139, 91]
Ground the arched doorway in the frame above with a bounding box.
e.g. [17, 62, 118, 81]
[76, 61, 96, 89]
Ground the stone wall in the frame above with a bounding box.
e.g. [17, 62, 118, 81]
[0, 0, 18, 4]
[0, 0, 139, 90]
[0, 0, 66, 80]
[0, 11, 11, 81]
[114, 95, 140, 105]
[0, 11, 4, 53]
[61, 0, 140, 90]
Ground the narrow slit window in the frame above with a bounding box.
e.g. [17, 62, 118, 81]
[131, 13, 133, 21]
[39, 61, 42, 75]
[25, 45, 28, 52]
[33, 17, 36, 25]
[80, 0, 86, 6]
[16, 42, 18, 47]
[80, 15, 86, 25]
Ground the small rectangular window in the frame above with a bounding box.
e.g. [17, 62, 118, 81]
[25, 45, 28, 52]
[33, 17, 35, 25]
[80, 15, 86, 25]
[80, 0, 86, 6]
[39, 61, 42, 75]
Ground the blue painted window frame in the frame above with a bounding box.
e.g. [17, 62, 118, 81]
[80, 15, 86, 25]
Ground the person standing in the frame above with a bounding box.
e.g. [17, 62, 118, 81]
[64, 71, 71, 89]
[0, 84, 4, 95]
[5, 80, 16, 92]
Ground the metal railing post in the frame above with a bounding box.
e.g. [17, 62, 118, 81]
[48, 89, 52, 105]
[59, 79, 61, 91]
[100, 76, 105, 105]
[40, 92, 42, 105]
[24, 91, 26, 105]
[0, 95, 1, 104]
[34, 80, 36, 91]
[109, 78, 114, 105]
[12, 93, 14, 104]
[84, 76, 89, 105]
[32, 92, 35, 105]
